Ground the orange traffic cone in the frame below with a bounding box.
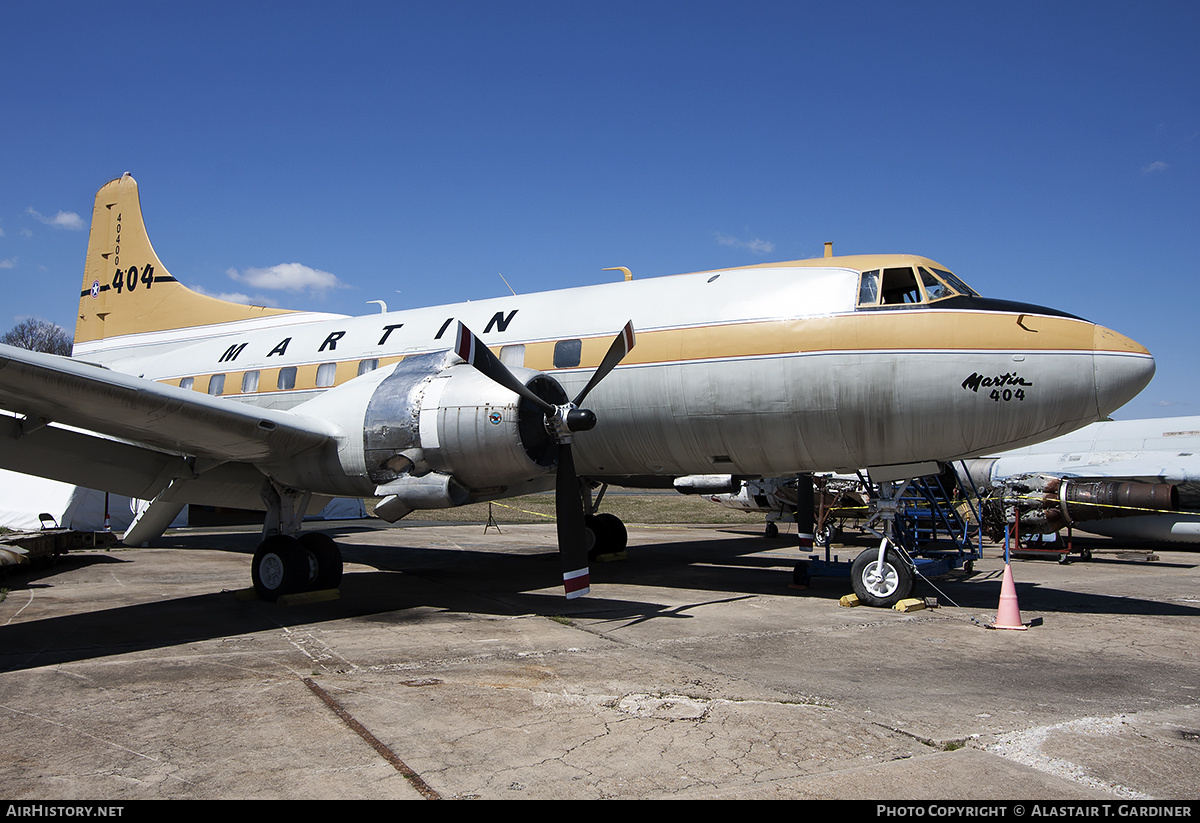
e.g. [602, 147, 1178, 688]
[991, 563, 1027, 630]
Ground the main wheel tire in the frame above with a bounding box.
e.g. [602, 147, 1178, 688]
[586, 513, 628, 559]
[299, 532, 343, 590]
[583, 515, 601, 558]
[595, 513, 627, 553]
[252, 535, 308, 601]
[850, 547, 914, 607]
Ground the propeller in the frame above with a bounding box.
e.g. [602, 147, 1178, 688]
[455, 321, 635, 598]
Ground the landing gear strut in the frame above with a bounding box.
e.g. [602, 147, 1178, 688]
[251, 480, 344, 601]
[849, 479, 917, 607]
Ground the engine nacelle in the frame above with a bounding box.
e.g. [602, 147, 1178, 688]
[265, 350, 565, 511]
[977, 471, 1179, 539]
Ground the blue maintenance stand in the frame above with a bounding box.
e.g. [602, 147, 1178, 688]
[796, 474, 983, 587]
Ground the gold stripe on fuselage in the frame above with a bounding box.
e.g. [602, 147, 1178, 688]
[159, 309, 1146, 400]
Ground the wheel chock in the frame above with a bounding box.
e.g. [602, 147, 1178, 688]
[278, 588, 341, 606]
[839, 593, 860, 607]
[893, 597, 926, 613]
[235, 587, 341, 604]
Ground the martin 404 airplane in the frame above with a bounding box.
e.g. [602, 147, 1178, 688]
[0, 174, 1156, 603]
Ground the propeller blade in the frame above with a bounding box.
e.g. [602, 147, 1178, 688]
[572, 321, 636, 407]
[555, 442, 590, 598]
[453, 321, 636, 599]
[455, 323, 556, 414]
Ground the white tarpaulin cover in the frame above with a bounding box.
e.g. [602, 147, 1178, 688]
[0, 475, 182, 532]
[0, 469, 365, 532]
[312, 497, 367, 520]
[0, 469, 185, 532]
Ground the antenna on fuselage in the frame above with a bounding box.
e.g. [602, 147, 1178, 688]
[367, 300, 388, 313]
[498, 272, 517, 296]
[824, 242, 833, 258]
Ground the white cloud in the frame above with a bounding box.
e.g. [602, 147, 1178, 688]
[225, 262, 346, 294]
[26, 207, 85, 230]
[0, 258, 15, 269]
[1142, 161, 1169, 174]
[191, 283, 280, 307]
[715, 232, 775, 255]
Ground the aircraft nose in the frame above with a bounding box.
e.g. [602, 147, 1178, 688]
[1093, 324, 1155, 418]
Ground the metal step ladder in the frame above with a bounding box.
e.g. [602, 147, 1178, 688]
[800, 467, 984, 588]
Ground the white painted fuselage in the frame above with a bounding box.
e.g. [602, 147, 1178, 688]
[74, 262, 1153, 500]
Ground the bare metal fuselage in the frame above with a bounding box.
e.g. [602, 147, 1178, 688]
[74, 261, 1154, 503]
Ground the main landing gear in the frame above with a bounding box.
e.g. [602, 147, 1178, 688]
[251, 532, 344, 601]
[581, 483, 628, 559]
[584, 512, 628, 558]
[252, 481, 345, 602]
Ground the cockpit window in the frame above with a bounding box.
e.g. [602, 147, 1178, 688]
[858, 270, 880, 305]
[880, 267, 922, 304]
[856, 264, 978, 309]
[919, 267, 954, 301]
[932, 268, 978, 297]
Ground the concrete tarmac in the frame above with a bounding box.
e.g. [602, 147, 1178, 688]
[1, 520, 1198, 800]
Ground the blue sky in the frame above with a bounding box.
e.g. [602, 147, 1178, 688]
[2, 1, 1197, 419]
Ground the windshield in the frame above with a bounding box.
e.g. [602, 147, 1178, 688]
[931, 268, 977, 297]
[856, 265, 977, 309]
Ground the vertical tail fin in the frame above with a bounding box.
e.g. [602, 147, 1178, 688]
[74, 173, 294, 355]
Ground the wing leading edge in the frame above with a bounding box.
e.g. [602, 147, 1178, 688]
[0, 343, 343, 475]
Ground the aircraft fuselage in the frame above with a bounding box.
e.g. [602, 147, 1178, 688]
[74, 258, 1154, 501]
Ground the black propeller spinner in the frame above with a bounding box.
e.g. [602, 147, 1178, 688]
[455, 321, 635, 598]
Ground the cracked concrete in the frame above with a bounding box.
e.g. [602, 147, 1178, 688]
[1, 520, 1198, 799]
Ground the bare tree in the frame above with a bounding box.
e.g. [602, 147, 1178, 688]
[2, 318, 72, 356]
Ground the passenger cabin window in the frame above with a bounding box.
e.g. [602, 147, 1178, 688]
[357, 359, 378, 376]
[554, 339, 582, 369]
[316, 362, 337, 388]
[500, 344, 525, 368]
[277, 367, 297, 391]
[208, 374, 226, 396]
[179, 377, 194, 390]
[241, 370, 260, 394]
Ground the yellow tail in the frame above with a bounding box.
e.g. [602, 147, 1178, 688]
[75, 173, 295, 352]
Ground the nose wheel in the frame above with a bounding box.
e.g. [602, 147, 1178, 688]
[850, 544, 914, 607]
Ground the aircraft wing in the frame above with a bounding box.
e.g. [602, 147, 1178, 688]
[976, 454, 1200, 487]
[1053, 460, 1200, 485]
[0, 343, 343, 467]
